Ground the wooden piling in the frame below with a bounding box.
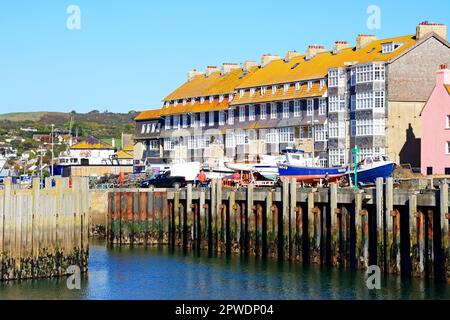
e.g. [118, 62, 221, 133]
[385, 177, 400, 274]
[439, 183, 449, 281]
[282, 179, 289, 260]
[289, 179, 297, 261]
[308, 189, 320, 264]
[227, 191, 235, 256]
[247, 183, 254, 255]
[409, 192, 423, 277]
[375, 178, 385, 270]
[355, 191, 368, 269]
[210, 179, 217, 251]
[186, 184, 193, 249]
[199, 190, 206, 250]
[266, 191, 276, 259]
[330, 183, 338, 266]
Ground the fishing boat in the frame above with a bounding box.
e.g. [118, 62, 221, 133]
[277, 149, 346, 184]
[224, 155, 284, 180]
[346, 155, 396, 186]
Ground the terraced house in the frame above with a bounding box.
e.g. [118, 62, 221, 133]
[135, 22, 450, 171]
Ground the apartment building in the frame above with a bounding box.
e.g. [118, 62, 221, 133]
[135, 22, 450, 170]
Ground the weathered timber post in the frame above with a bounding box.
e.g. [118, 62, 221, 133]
[173, 189, 180, 247]
[409, 192, 423, 277]
[216, 180, 224, 253]
[255, 204, 263, 257]
[227, 191, 235, 256]
[266, 191, 276, 259]
[375, 178, 385, 270]
[355, 190, 368, 269]
[247, 183, 254, 256]
[281, 178, 289, 260]
[199, 189, 206, 251]
[385, 177, 400, 274]
[426, 209, 434, 278]
[186, 184, 193, 249]
[308, 189, 320, 264]
[289, 179, 297, 261]
[439, 182, 449, 281]
[235, 203, 242, 255]
[210, 179, 217, 251]
[330, 183, 339, 267]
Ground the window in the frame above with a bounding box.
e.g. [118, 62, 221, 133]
[282, 102, 290, 118]
[374, 91, 385, 110]
[356, 64, 384, 83]
[266, 129, 279, 144]
[260, 104, 267, 120]
[174, 100, 179, 107]
[190, 114, 196, 128]
[382, 42, 394, 54]
[250, 88, 255, 97]
[239, 89, 245, 98]
[200, 97, 205, 104]
[300, 127, 312, 139]
[307, 99, 313, 116]
[209, 96, 214, 103]
[294, 100, 301, 117]
[165, 116, 171, 130]
[200, 112, 206, 127]
[447, 142, 450, 154]
[329, 149, 346, 166]
[228, 110, 234, 125]
[427, 167, 433, 175]
[209, 111, 214, 127]
[374, 64, 385, 81]
[355, 119, 385, 136]
[319, 98, 327, 115]
[307, 81, 313, 90]
[350, 69, 356, 86]
[272, 85, 277, 95]
[141, 124, 146, 134]
[182, 114, 188, 128]
[284, 83, 289, 92]
[219, 110, 225, 125]
[270, 103, 277, 119]
[315, 124, 327, 142]
[295, 82, 301, 91]
[165, 101, 170, 107]
[279, 127, 294, 143]
[249, 105, 255, 121]
[329, 95, 346, 112]
[164, 138, 175, 151]
[226, 131, 235, 148]
[219, 95, 224, 103]
[229, 94, 234, 102]
[260, 87, 266, 95]
[191, 98, 195, 105]
[320, 79, 326, 89]
[182, 99, 187, 106]
[235, 130, 248, 145]
[328, 121, 345, 138]
[447, 115, 450, 129]
[148, 140, 159, 150]
[351, 95, 356, 111]
[239, 106, 245, 122]
[329, 69, 339, 87]
[356, 91, 385, 110]
[173, 115, 180, 128]
[351, 120, 356, 136]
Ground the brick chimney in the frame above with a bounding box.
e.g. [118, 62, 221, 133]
[436, 64, 450, 86]
[261, 54, 281, 67]
[333, 41, 349, 54]
[356, 34, 377, 49]
[305, 45, 325, 60]
[221, 63, 240, 75]
[187, 69, 204, 82]
[243, 60, 257, 72]
[416, 21, 447, 40]
[205, 66, 218, 77]
[285, 51, 301, 61]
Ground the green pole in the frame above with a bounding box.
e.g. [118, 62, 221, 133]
[352, 148, 359, 190]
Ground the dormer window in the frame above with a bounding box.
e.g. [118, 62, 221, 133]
[240, 89, 245, 98]
[209, 96, 214, 103]
[191, 98, 196, 105]
[165, 101, 170, 107]
[174, 100, 179, 107]
[320, 79, 326, 89]
[295, 82, 301, 91]
[219, 95, 224, 103]
[382, 42, 403, 54]
[250, 88, 256, 97]
[308, 81, 313, 90]
[260, 86, 267, 95]
[283, 83, 289, 92]
[272, 85, 277, 95]
[182, 99, 187, 106]
[229, 94, 234, 102]
[200, 97, 205, 104]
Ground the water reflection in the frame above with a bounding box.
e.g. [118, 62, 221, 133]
[0, 240, 448, 300]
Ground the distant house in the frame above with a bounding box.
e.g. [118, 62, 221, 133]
[33, 134, 52, 144]
[421, 64, 450, 175]
[114, 145, 134, 166]
[65, 136, 116, 166]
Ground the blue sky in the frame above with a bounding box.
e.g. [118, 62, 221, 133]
[1, 0, 449, 114]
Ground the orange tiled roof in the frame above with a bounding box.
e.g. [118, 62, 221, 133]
[230, 82, 326, 106]
[115, 149, 133, 159]
[161, 97, 230, 116]
[71, 136, 114, 150]
[135, 109, 161, 121]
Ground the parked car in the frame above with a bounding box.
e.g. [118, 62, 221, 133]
[139, 171, 187, 189]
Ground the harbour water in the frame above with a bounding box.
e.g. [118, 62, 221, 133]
[0, 240, 448, 300]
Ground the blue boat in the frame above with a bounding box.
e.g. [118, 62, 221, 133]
[278, 149, 346, 183]
[346, 155, 396, 186]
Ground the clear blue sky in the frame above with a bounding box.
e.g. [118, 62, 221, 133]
[1, 0, 449, 114]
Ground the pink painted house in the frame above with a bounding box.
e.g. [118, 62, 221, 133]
[421, 65, 450, 175]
